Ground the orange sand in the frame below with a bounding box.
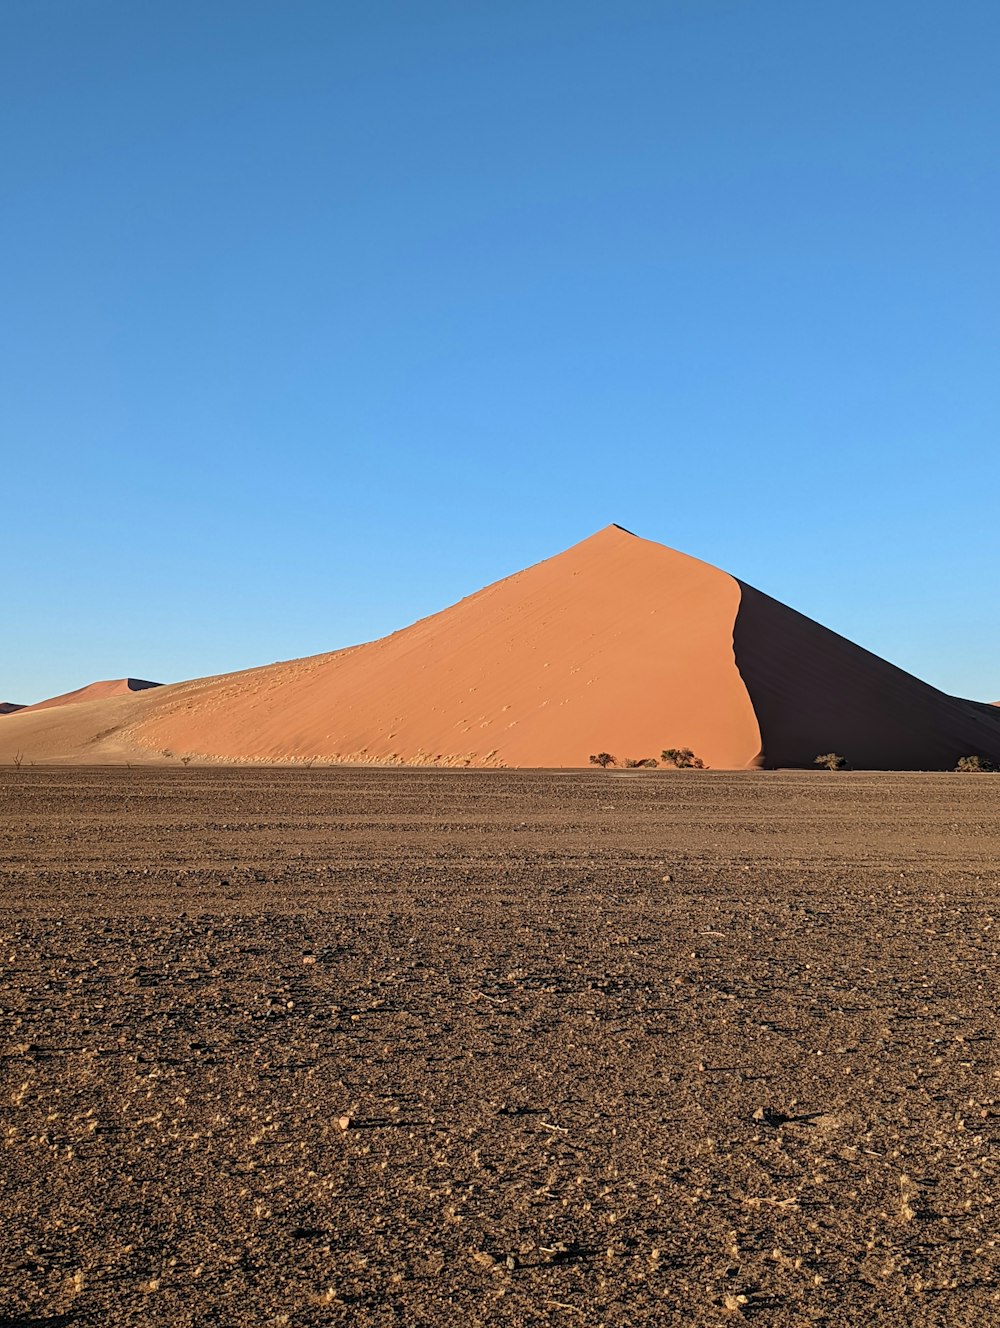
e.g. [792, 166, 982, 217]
[123, 526, 761, 768]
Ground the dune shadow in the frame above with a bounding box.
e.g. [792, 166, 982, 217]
[125, 679, 161, 693]
[732, 581, 1000, 770]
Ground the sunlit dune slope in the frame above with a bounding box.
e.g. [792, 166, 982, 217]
[120, 525, 761, 768]
[0, 692, 168, 764]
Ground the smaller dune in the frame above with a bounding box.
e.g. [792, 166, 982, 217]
[0, 702, 25, 715]
[18, 678, 161, 715]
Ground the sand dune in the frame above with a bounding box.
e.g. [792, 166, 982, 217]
[121, 526, 762, 769]
[0, 702, 25, 715]
[1, 527, 998, 769]
[18, 678, 161, 715]
[733, 584, 1000, 769]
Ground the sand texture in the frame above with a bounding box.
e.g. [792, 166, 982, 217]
[1, 527, 998, 769]
[2, 766, 1000, 1325]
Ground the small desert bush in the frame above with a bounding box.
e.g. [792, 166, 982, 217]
[623, 757, 658, 769]
[956, 754, 997, 772]
[589, 752, 616, 768]
[661, 747, 705, 769]
[814, 752, 847, 771]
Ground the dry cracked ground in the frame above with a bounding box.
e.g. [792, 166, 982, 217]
[1, 767, 999, 1327]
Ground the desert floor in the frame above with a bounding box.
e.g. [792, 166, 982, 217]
[1, 768, 998, 1326]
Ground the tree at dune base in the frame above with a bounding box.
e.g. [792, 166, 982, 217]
[661, 748, 706, 769]
[956, 755, 997, 772]
[589, 753, 616, 768]
[814, 753, 847, 771]
[624, 757, 659, 768]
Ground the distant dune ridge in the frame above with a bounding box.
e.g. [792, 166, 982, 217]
[16, 678, 161, 715]
[0, 702, 25, 715]
[1, 527, 998, 769]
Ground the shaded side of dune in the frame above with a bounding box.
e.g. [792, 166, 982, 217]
[733, 583, 1000, 770]
[0, 702, 25, 715]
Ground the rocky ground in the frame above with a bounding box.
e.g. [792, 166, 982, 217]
[1, 767, 998, 1326]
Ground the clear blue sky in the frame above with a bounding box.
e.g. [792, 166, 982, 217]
[4, 0, 998, 704]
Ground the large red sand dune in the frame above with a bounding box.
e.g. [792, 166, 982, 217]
[1, 527, 998, 769]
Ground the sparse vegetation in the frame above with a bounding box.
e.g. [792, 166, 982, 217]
[814, 753, 847, 771]
[661, 748, 706, 769]
[180, 755, 192, 766]
[956, 754, 997, 772]
[12, 750, 23, 770]
[589, 753, 616, 768]
[624, 757, 658, 769]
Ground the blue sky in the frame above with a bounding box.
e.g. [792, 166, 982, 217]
[3, 0, 998, 703]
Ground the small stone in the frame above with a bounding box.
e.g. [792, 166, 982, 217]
[752, 1106, 790, 1126]
[302, 955, 317, 966]
[662, 873, 672, 882]
[338, 1115, 352, 1132]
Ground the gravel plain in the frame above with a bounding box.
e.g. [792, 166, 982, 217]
[1, 767, 999, 1326]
